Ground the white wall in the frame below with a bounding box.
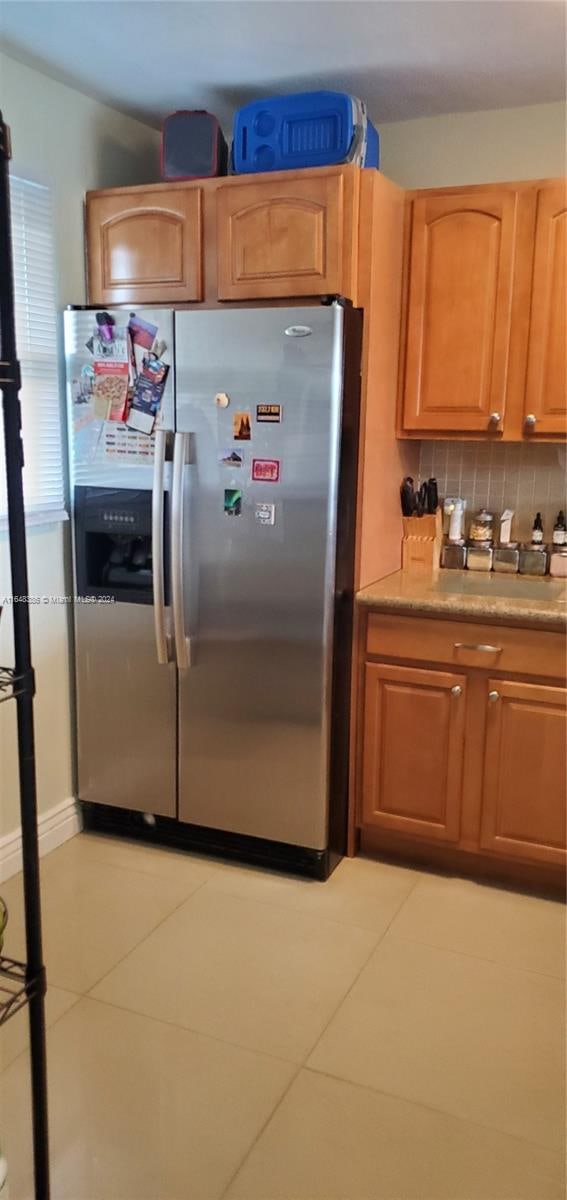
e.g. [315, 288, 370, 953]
[380, 101, 566, 187]
[0, 51, 159, 837]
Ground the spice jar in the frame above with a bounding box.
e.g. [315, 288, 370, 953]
[550, 549, 567, 578]
[493, 545, 520, 574]
[469, 509, 494, 544]
[519, 545, 549, 576]
[466, 544, 493, 572]
[441, 542, 467, 570]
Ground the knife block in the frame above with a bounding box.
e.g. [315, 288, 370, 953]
[402, 509, 442, 572]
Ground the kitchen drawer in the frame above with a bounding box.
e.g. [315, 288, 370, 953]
[366, 613, 566, 678]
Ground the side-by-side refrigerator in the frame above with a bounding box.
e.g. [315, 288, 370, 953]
[65, 303, 361, 878]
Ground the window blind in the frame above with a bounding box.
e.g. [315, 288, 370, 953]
[0, 175, 64, 519]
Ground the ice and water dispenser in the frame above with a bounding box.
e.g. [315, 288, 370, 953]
[74, 486, 167, 605]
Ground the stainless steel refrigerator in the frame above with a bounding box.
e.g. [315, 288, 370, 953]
[65, 303, 361, 877]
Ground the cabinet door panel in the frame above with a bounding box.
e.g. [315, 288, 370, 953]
[480, 680, 567, 865]
[402, 190, 518, 433]
[523, 184, 567, 437]
[362, 663, 466, 841]
[216, 171, 354, 300]
[87, 188, 203, 304]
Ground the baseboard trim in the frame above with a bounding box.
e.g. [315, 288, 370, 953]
[0, 797, 81, 883]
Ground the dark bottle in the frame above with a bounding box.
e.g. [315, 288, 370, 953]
[552, 510, 566, 547]
[531, 512, 544, 545]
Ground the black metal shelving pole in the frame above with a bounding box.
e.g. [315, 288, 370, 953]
[0, 111, 50, 1199]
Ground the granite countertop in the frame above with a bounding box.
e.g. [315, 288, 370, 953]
[356, 570, 567, 631]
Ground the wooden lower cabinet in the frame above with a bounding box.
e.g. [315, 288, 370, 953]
[362, 663, 466, 842]
[479, 679, 567, 866]
[357, 612, 567, 886]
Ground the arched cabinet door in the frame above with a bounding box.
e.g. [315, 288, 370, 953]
[401, 189, 519, 433]
[216, 169, 356, 300]
[87, 187, 203, 304]
[361, 662, 466, 842]
[480, 679, 567, 866]
[523, 183, 567, 438]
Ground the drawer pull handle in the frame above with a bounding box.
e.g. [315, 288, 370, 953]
[451, 685, 463, 697]
[488, 690, 500, 702]
[454, 643, 503, 654]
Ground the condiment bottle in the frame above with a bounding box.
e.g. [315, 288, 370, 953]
[448, 499, 465, 543]
[531, 512, 544, 545]
[552, 511, 566, 547]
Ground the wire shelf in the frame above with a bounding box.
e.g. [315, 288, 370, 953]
[0, 956, 43, 1026]
[0, 665, 26, 703]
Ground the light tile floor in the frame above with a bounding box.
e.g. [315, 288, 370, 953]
[0, 833, 565, 1200]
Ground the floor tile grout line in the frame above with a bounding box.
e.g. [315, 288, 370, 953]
[219, 859, 564, 1200]
[385, 930, 567, 982]
[79, 877, 212, 998]
[194, 871, 425, 937]
[299, 872, 424, 1072]
[217, 883, 425, 1200]
[78, 881, 425, 1078]
[218, 1063, 304, 1200]
[0, 988, 83, 1077]
[83, 990, 304, 1070]
[302, 1062, 566, 1161]
[38, 833, 428, 938]
[41, 839, 224, 891]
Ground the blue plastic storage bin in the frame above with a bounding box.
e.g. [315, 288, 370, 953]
[232, 91, 379, 174]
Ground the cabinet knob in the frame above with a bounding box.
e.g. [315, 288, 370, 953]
[451, 685, 463, 697]
[488, 412, 501, 425]
[488, 690, 500, 702]
[524, 414, 537, 428]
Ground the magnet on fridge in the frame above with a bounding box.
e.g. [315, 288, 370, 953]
[219, 448, 243, 468]
[215, 392, 230, 409]
[96, 311, 115, 342]
[128, 313, 158, 350]
[224, 488, 242, 517]
[252, 458, 280, 483]
[233, 411, 251, 440]
[256, 404, 282, 424]
[255, 502, 276, 526]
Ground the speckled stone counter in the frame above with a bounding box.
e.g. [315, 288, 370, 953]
[357, 570, 567, 632]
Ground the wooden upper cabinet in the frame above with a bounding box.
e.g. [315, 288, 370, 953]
[401, 189, 518, 434]
[87, 186, 203, 304]
[523, 183, 567, 437]
[216, 168, 357, 301]
[362, 662, 466, 842]
[480, 680, 567, 867]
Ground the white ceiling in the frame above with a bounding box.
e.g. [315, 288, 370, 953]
[1, 1, 565, 130]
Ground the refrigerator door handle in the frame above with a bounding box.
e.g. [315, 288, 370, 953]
[171, 431, 191, 670]
[152, 428, 170, 665]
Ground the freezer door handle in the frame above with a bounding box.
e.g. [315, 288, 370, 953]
[152, 428, 170, 665]
[171, 431, 191, 670]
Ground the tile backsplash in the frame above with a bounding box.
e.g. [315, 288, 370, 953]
[418, 442, 567, 543]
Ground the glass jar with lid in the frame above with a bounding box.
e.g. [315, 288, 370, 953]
[469, 509, 495, 544]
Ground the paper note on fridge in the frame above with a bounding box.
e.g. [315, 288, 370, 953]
[128, 358, 170, 435]
[92, 361, 129, 422]
[128, 314, 158, 350]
